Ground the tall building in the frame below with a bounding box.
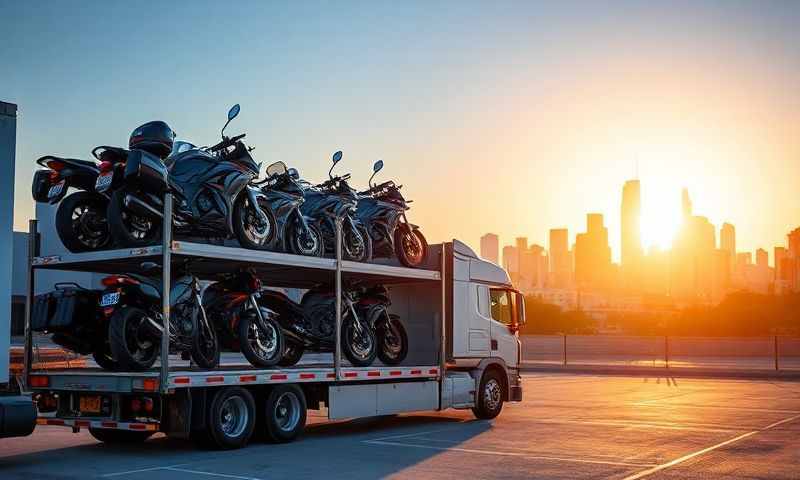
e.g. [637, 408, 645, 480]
[574, 213, 612, 291]
[502, 245, 518, 283]
[672, 189, 716, 302]
[518, 244, 548, 292]
[775, 246, 787, 280]
[720, 223, 736, 256]
[681, 188, 693, 219]
[549, 228, 570, 288]
[620, 180, 643, 287]
[480, 233, 499, 264]
[788, 227, 800, 292]
[756, 248, 768, 269]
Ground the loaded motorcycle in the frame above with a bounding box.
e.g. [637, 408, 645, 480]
[302, 283, 408, 365]
[100, 262, 219, 371]
[299, 151, 371, 262]
[31, 154, 112, 252]
[99, 104, 278, 250]
[202, 270, 285, 367]
[253, 161, 324, 257]
[356, 160, 428, 268]
[257, 286, 377, 367]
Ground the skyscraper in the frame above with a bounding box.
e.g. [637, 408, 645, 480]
[480, 233, 499, 264]
[756, 248, 768, 269]
[621, 180, 643, 286]
[502, 245, 518, 282]
[574, 213, 612, 290]
[681, 187, 693, 220]
[720, 223, 736, 255]
[549, 228, 570, 288]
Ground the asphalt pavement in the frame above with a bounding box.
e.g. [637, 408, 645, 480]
[2, 372, 799, 479]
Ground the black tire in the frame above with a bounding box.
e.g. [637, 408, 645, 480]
[472, 369, 505, 420]
[287, 223, 324, 257]
[204, 387, 256, 450]
[89, 427, 154, 443]
[107, 189, 162, 248]
[394, 228, 428, 268]
[341, 314, 377, 367]
[262, 384, 306, 443]
[342, 223, 372, 262]
[238, 310, 284, 368]
[92, 348, 120, 371]
[108, 307, 159, 372]
[191, 313, 220, 370]
[277, 340, 304, 367]
[56, 191, 112, 252]
[233, 194, 277, 250]
[376, 314, 408, 366]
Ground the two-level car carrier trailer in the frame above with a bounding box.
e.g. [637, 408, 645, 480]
[18, 200, 524, 449]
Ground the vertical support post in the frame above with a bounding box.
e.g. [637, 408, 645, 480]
[334, 217, 343, 381]
[159, 192, 173, 394]
[0, 101, 17, 387]
[664, 335, 669, 369]
[438, 244, 447, 410]
[774, 335, 779, 371]
[563, 334, 567, 366]
[22, 220, 39, 391]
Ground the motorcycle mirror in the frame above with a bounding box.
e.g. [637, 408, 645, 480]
[221, 103, 241, 138]
[288, 167, 300, 179]
[369, 159, 384, 187]
[266, 161, 288, 177]
[329, 150, 343, 178]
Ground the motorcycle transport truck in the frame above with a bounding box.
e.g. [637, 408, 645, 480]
[8, 215, 524, 448]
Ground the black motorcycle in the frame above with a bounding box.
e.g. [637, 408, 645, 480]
[202, 270, 284, 367]
[357, 160, 428, 268]
[299, 151, 371, 262]
[100, 263, 220, 371]
[101, 104, 278, 250]
[31, 155, 112, 252]
[254, 161, 324, 256]
[353, 284, 408, 365]
[258, 286, 377, 367]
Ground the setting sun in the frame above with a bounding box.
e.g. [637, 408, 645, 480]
[640, 184, 682, 251]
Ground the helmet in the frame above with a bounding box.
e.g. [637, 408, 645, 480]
[129, 121, 176, 159]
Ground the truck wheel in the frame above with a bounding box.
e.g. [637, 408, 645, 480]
[472, 369, 505, 420]
[205, 387, 256, 450]
[89, 427, 154, 443]
[262, 384, 306, 443]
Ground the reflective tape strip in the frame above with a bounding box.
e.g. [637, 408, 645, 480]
[37, 418, 158, 431]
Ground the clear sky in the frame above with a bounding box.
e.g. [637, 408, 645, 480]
[3, 0, 799, 262]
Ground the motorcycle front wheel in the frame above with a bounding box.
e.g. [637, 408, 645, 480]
[343, 224, 372, 263]
[341, 314, 377, 367]
[394, 228, 428, 268]
[56, 191, 112, 252]
[376, 314, 408, 366]
[107, 189, 162, 248]
[233, 195, 277, 250]
[287, 223, 324, 257]
[191, 314, 220, 369]
[108, 307, 159, 372]
[238, 310, 284, 368]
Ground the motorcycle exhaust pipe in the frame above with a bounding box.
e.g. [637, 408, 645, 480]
[143, 316, 165, 336]
[124, 194, 164, 219]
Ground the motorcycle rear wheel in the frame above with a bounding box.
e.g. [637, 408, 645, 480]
[394, 228, 428, 268]
[278, 340, 304, 367]
[108, 307, 159, 372]
[107, 189, 162, 248]
[56, 191, 112, 252]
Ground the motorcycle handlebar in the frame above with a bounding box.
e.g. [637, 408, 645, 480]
[209, 133, 246, 152]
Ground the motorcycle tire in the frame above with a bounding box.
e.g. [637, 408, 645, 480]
[394, 228, 428, 268]
[277, 340, 304, 367]
[108, 307, 159, 372]
[287, 223, 325, 257]
[238, 310, 284, 368]
[191, 317, 220, 370]
[55, 191, 112, 252]
[343, 224, 372, 263]
[376, 314, 408, 366]
[341, 315, 377, 367]
[107, 189, 162, 248]
[233, 194, 277, 250]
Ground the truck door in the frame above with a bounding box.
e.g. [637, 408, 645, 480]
[488, 288, 521, 367]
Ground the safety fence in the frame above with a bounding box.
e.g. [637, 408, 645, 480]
[521, 335, 800, 371]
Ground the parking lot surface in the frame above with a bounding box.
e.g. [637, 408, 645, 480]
[2, 373, 799, 479]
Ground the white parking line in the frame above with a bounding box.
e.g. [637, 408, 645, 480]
[363, 439, 659, 468]
[620, 412, 800, 480]
[164, 467, 264, 480]
[524, 417, 740, 433]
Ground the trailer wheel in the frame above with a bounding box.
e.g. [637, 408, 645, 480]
[89, 427, 154, 443]
[205, 387, 256, 449]
[472, 369, 505, 420]
[262, 384, 306, 443]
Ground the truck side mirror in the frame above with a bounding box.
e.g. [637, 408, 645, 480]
[516, 292, 526, 326]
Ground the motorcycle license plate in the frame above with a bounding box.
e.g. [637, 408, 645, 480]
[99, 292, 120, 307]
[79, 395, 101, 414]
[48, 180, 65, 199]
[95, 172, 113, 192]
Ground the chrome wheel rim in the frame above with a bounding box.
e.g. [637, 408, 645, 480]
[72, 203, 107, 248]
[483, 379, 502, 412]
[296, 227, 320, 255]
[219, 395, 248, 438]
[243, 200, 271, 245]
[348, 321, 373, 360]
[274, 392, 301, 432]
[248, 319, 277, 360]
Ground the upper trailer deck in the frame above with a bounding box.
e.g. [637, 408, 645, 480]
[31, 240, 441, 286]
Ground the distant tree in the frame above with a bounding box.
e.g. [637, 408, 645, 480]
[520, 296, 595, 335]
